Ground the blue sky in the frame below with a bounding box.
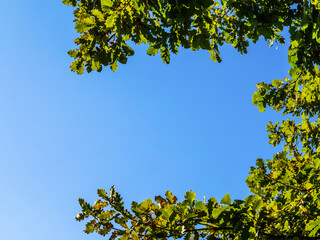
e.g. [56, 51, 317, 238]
[1, 1, 289, 240]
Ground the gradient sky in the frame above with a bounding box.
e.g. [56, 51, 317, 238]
[1, 1, 290, 240]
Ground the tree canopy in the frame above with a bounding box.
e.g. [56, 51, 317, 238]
[63, 0, 320, 239]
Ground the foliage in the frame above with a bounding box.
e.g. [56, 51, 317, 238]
[64, 0, 320, 239]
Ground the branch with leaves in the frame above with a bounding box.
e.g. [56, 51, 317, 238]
[63, 0, 320, 239]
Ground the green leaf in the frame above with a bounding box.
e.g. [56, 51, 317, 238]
[211, 208, 223, 219]
[257, 102, 266, 112]
[147, 46, 158, 56]
[161, 205, 173, 220]
[307, 218, 320, 236]
[252, 198, 263, 211]
[220, 193, 231, 205]
[105, 15, 115, 28]
[75, 18, 95, 32]
[252, 91, 262, 105]
[62, 0, 77, 6]
[140, 199, 152, 211]
[199, 36, 211, 50]
[244, 195, 254, 206]
[165, 191, 177, 204]
[195, 201, 207, 212]
[284, 220, 289, 230]
[92, 58, 101, 71]
[184, 191, 196, 205]
[271, 79, 283, 87]
[110, 61, 118, 72]
[92, 9, 105, 21]
[97, 189, 107, 198]
[101, 0, 112, 11]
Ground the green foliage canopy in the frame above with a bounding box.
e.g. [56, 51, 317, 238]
[64, 0, 320, 239]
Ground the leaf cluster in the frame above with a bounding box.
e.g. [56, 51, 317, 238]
[63, 0, 289, 74]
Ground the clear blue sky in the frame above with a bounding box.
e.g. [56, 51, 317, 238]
[1, 1, 289, 240]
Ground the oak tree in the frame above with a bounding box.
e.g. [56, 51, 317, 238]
[63, 0, 320, 239]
